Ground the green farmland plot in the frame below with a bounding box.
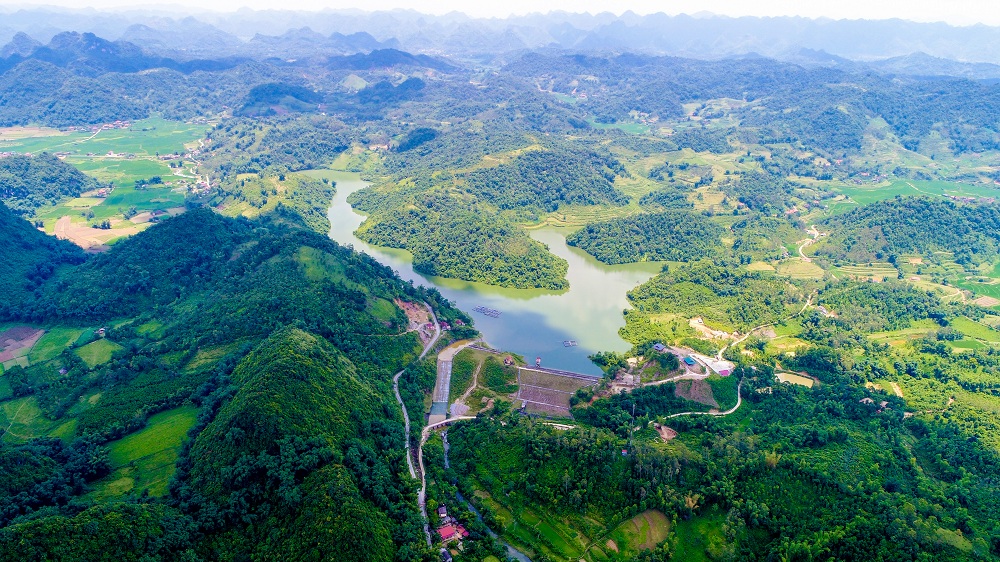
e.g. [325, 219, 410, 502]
[3, 117, 204, 234]
[0, 117, 207, 157]
[951, 317, 1000, 344]
[27, 327, 87, 365]
[834, 179, 1000, 209]
[91, 405, 199, 500]
[69, 158, 175, 186]
[0, 397, 57, 443]
[74, 339, 122, 368]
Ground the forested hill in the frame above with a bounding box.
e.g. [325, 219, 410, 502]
[461, 149, 629, 212]
[356, 192, 570, 290]
[817, 197, 1000, 266]
[566, 211, 724, 264]
[176, 328, 406, 561]
[0, 209, 471, 560]
[0, 153, 98, 215]
[0, 201, 83, 316]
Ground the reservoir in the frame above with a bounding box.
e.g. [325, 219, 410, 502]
[325, 171, 661, 375]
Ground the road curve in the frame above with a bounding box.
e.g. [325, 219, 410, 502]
[418, 415, 477, 545]
[665, 378, 743, 419]
[392, 303, 440, 485]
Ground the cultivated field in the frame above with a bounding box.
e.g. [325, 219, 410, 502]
[75, 339, 122, 368]
[90, 405, 199, 500]
[4, 117, 208, 246]
[776, 259, 825, 279]
[0, 326, 45, 371]
[1, 397, 56, 443]
[835, 262, 898, 282]
[0, 117, 207, 157]
[607, 510, 671, 554]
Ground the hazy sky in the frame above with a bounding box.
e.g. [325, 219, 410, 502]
[6, 0, 1000, 26]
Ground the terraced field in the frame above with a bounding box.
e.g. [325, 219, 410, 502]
[835, 262, 898, 281]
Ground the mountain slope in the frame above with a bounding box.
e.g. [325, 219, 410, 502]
[0, 201, 83, 318]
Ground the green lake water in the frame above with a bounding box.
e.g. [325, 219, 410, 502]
[325, 171, 661, 375]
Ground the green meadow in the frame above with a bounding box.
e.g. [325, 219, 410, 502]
[74, 339, 122, 368]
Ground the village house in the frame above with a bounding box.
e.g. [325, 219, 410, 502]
[437, 523, 469, 544]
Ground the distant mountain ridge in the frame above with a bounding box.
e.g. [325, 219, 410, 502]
[5, 8, 1000, 75]
[0, 31, 247, 75]
[867, 52, 1000, 80]
[0, 31, 454, 78]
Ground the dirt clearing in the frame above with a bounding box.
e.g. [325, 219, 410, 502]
[674, 379, 718, 408]
[654, 423, 678, 441]
[54, 215, 145, 251]
[974, 296, 1000, 307]
[394, 299, 430, 330]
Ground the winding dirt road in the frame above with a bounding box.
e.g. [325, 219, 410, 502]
[664, 378, 744, 419]
[392, 303, 440, 480]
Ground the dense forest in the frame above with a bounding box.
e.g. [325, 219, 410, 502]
[566, 210, 724, 264]
[356, 192, 569, 289]
[0, 201, 84, 319]
[0, 153, 98, 215]
[461, 149, 629, 212]
[818, 197, 1000, 266]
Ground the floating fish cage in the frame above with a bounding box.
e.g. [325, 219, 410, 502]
[473, 306, 502, 318]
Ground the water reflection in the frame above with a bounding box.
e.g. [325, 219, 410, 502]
[325, 171, 660, 375]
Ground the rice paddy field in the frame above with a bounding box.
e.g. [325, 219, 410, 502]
[868, 319, 940, 347]
[819, 179, 1000, 217]
[476, 489, 674, 562]
[954, 276, 1000, 302]
[834, 262, 898, 282]
[951, 317, 1000, 344]
[587, 118, 651, 135]
[0, 117, 207, 157]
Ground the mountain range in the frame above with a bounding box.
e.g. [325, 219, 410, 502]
[6, 7, 1000, 72]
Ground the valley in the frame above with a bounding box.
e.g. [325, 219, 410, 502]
[5, 6, 1000, 562]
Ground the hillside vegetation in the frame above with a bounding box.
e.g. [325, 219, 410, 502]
[0, 153, 98, 215]
[567, 210, 724, 264]
[0, 209, 469, 560]
[818, 197, 1000, 266]
[0, 202, 84, 315]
